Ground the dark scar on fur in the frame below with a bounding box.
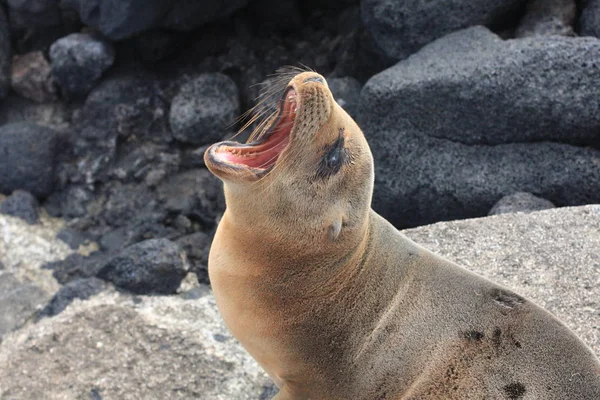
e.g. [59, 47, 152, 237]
[503, 382, 526, 399]
[463, 330, 485, 342]
[315, 128, 348, 179]
[490, 289, 525, 310]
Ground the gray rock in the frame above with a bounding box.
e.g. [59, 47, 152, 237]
[43, 252, 107, 285]
[98, 238, 188, 295]
[170, 73, 240, 145]
[156, 169, 225, 226]
[0, 123, 58, 198]
[327, 77, 362, 119]
[580, 0, 600, 39]
[37, 277, 106, 319]
[10, 51, 58, 103]
[0, 190, 40, 224]
[65, 0, 249, 40]
[359, 27, 600, 227]
[0, 8, 10, 100]
[361, 0, 525, 60]
[489, 192, 556, 215]
[404, 205, 600, 354]
[49, 33, 115, 99]
[56, 227, 91, 249]
[6, 0, 62, 29]
[0, 292, 273, 399]
[0, 273, 48, 339]
[515, 0, 576, 37]
[360, 27, 600, 145]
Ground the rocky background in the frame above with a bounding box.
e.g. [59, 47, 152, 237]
[0, 0, 599, 399]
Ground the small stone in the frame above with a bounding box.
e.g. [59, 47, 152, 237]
[516, 0, 576, 38]
[169, 73, 240, 145]
[42, 252, 107, 285]
[97, 238, 188, 295]
[49, 33, 115, 99]
[580, 0, 600, 39]
[0, 123, 57, 198]
[0, 190, 40, 224]
[327, 77, 362, 118]
[37, 277, 105, 320]
[489, 192, 556, 215]
[11, 52, 58, 103]
[6, 0, 62, 30]
[56, 227, 91, 250]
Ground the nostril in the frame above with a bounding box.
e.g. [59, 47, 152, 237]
[304, 76, 325, 84]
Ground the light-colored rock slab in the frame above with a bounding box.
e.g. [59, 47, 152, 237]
[404, 204, 600, 355]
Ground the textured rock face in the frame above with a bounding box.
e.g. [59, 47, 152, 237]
[169, 73, 240, 145]
[404, 205, 600, 355]
[359, 27, 600, 228]
[0, 123, 58, 198]
[580, 0, 600, 39]
[0, 8, 10, 101]
[488, 192, 555, 215]
[328, 76, 362, 118]
[0, 190, 40, 224]
[49, 33, 115, 99]
[361, 0, 526, 60]
[0, 292, 274, 399]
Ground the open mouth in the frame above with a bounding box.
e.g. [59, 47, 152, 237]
[209, 87, 298, 177]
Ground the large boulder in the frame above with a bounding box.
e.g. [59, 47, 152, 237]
[361, 0, 526, 60]
[0, 292, 275, 399]
[359, 27, 600, 227]
[403, 205, 600, 354]
[0, 8, 10, 100]
[0, 123, 58, 198]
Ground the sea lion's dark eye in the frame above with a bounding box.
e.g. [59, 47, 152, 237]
[316, 129, 347, 179]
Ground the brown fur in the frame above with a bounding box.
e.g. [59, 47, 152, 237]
[204, 72, 600, 399]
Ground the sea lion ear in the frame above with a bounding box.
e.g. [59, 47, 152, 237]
[328, 219, 343, 242]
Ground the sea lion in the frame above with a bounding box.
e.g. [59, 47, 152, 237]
[204, 70, 600, 399]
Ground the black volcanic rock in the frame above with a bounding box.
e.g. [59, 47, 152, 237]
[169, 73, 240, 145]
[6, 0, 63, 30]
[0, 123, 58, 198]
[64, 0, 249, 40]
[37, 277, 106, 319]
[49, 33, 115, 99]
[580, 0, 600, 39]
[328, 77, 362, 118]
[361, 0, 526, 60]
[0, 190, 40, 224]
[359, 27, 600, 228]
[0, 8, 10, 100]
[98, 238, 188, 295]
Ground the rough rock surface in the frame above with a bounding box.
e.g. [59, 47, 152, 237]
[49, 33, 115, 99]
[488, 192, 555, 215]
[0, 292, 274, 399]
[361, 0, 526, 60]
[404, 205, 600, 355]
[169, 73, 240, 145]
[65, 0, 249, 40]
[0, 95, 71, 131]
[0, 272, 47, 339]
[580, 0, 600, 38]
[98, 238, 188, 295]
[0, 8, 10, 100]
[0, 123, 58, 198]
[0, 190, 40, 224]
[359, 27, 600, 227]
[10, 51, 58, 102]
[37, 277, 106, 319]
[515, 0, 576, 37]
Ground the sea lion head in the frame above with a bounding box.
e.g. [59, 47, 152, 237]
[205, 70, 374, 254]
